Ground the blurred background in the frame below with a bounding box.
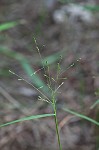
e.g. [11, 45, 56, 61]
[0, 0, 99, 149]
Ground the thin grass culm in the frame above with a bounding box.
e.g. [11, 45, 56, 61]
[33, 37, 62, 150]
[52, 91, 62, 150]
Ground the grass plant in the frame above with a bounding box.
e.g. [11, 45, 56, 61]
[0, 20, 99, 150]
[0, 39, 99, 150]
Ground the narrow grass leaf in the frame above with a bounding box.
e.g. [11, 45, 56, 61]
[90, 99, 99, 109]
[63, 108, 99, 126]
[41, 50, 65, 66]
[0, 114, 55, 128]
[0, 46, 50, 97]
[84, 5, 99, 11]
[0, 21, 19, 31]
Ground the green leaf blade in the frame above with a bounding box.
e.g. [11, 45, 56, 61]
[91, 99, 99, 109]
[63, 108, 99, 126]
[0, 113, 55, 128]
[0, 21, 19, 31]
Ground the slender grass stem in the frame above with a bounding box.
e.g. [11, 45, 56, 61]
[52, 93, 62, 150]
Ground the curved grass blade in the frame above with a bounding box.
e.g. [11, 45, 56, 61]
[0, 113, 55, 128]
[63, 107, 99, 126]
[0, 46, 50, 97]
[84, 5, 99, 12]
[90, 99, 99, 109]
[0, 21, 19, 31]
[41, 50, 65, 66]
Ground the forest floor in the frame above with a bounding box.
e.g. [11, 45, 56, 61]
[0, 0, 99, 150]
